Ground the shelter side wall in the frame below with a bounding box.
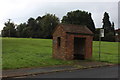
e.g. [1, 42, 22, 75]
[74, 35, 93, 59]
[66, 34, 93, 60]
[85, 36, 93, 59]
[66, 34, 74, 60]
[52, 26, 67, 60]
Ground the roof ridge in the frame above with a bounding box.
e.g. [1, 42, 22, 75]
[59, 24, 93, 34]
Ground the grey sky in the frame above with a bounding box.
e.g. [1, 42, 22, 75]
[0, 0, 119, 32]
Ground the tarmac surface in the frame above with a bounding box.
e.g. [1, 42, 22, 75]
[2, 61, 115, 78]
[25, 65, 118, 78]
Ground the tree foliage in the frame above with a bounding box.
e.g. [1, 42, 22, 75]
[16, 23, 28, 38]
[102, 12, 115, 42]
[93, 28, 100, 41]
[62, 10, 95, 33]
[2, 19, 16, 37]
[41, 14, 59, 38]
[2, 14, 59, 39]
[1, 11, 116, 41]
[94, 12, 115, 42]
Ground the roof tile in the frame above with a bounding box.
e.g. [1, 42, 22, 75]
[59, 24, 93, 34]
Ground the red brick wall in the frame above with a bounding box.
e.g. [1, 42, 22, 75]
[52, 26, 93, 60]
[65, 34, 93, 60]
[52, 26, 67, 60]
[85, 36, 93, 59]
[65, 34, 74, 60]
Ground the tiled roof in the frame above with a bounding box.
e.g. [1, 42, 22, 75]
[59, 24, 93, 34]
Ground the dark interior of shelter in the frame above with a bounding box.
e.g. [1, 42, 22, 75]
[74, 37, 86, 60]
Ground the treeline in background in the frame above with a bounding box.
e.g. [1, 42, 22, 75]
[1, 10, 118, 42]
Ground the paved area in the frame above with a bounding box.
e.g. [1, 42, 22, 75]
[2, 61, 114, 78]
[25, 65, 118, 78]
[2, 66, 76, 78]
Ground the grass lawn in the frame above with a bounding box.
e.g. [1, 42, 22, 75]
[2, 38, 119, 69]
[92, 41, 119, 64]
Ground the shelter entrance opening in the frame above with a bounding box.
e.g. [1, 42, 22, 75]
[74, 37, 86, 60]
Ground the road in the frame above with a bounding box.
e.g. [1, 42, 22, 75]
[24, 65, 118, 78]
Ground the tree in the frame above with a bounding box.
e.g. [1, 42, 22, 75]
[87, 13, 95, 33]
[102, 12, 111, 33]
[16, 23, 27, 38]
[61, 10, 95, 33]
[2, 19, 16, 37]
[35, 16, 43, 38]
[102, 12, 115, 41]
[16, 16, 43, 38]
[15, 14, 59, 39]
[93, 28, 101, 41]
[41, 14, 60, 38]
[111, 22, 115, 36]
[26, 17, 44, 38]
[27, 18, 36, 38]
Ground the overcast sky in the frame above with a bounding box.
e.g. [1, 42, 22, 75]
[0, 0, 119, 33]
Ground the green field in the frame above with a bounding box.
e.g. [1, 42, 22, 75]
[92, 41, 119, 64]
[2, 38, 119, 69]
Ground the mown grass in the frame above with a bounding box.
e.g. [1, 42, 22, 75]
[2, 38, 73, 69]
[92, 41, 119, 64]
[2, 38, 119, 69]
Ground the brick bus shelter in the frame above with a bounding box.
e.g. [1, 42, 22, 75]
[52, 24, 93, 60]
